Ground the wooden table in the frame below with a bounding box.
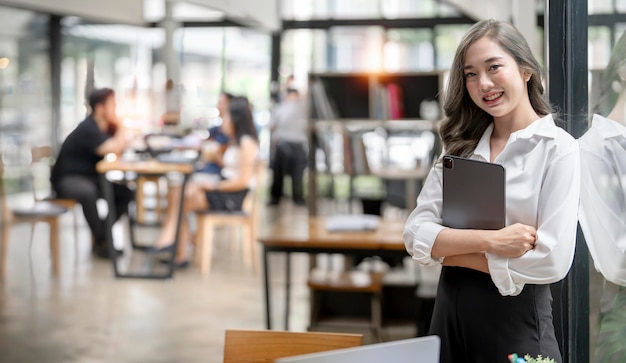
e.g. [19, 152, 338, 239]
[258, 216, 407, 330]
[97, 156, 194, 279]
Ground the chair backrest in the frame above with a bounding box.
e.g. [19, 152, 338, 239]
[28, 146, 55, 202]
[241, 162, 264, 214]
[223, 330, 363, 363]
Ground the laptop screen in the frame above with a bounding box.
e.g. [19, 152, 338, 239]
[275, 336, 440, 363]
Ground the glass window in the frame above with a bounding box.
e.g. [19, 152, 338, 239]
[582, 21, 626, 363]
[282, 0, 331, 20]
[384, 29, 434, 71]
[434, 24, 472, 70]
[618, 0, 626, 12]
[589, 0, 614, 14]
[222, 28, 271, 111]
[329, 26, 384, 72]
[0, 7, 51, 194]
[62, 24, 162, 136]
[281, 29, 328, 90]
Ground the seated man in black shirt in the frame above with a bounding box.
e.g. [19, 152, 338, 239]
[51, 88, 133, 258]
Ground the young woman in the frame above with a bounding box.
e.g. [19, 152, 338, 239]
[153, 96, 259, 267]
[403, 19, 579, 362]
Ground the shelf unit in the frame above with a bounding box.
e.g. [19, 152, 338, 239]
[307, 71, 444, 215]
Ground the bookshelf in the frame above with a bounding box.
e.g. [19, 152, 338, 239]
[307, 72, 444, 215]
[309, 71, 444, 121]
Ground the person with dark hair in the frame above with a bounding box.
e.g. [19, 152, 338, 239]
[197, 91, 234, 175]
[51, 88, 133, 259]
[403, 20, 579, 362]
[152, 96, 259, 267]
[268, 88, 308, 206]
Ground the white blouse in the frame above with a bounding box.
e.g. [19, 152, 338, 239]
[403, 114, 580, 296]
[579, 114, 626, 286]
[221, 135, 259, 188]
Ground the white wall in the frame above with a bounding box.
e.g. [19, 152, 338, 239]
[188, 0, 279, 31]
[0, 0, 144, 25]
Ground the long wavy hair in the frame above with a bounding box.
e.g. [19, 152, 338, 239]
[229, 96, 258, 144]
[440, 19, 552, 157]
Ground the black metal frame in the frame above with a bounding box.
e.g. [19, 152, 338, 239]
[100, 172, 190, 280]
[262, 243, 407, 330]
[546, 1, 590, 362]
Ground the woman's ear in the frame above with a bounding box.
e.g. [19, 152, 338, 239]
[523, 70, 532, 82]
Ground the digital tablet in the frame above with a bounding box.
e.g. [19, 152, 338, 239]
[442, 155, 505, 230]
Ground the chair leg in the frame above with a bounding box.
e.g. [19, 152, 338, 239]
[241, 224, 252, 270]
[0, 224, 10, 278]
[48, 217, 60, 276]
[200, 219, 215, 276]
[371, 292, 383, 343]
[195, 216, 205, 267]
[135, 176, 146, 223]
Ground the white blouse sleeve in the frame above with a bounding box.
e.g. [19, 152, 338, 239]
[579, 144, 626, 286]
[486, 146, 580, 296]
[403, 164, 446, 266]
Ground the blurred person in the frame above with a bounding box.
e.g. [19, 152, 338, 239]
[196, 92, 234, 176]
[51, 88, 133, 259]
[268, 88, 308, 206]
[152, 96, 259, 267]
[162, 79, 181, 132]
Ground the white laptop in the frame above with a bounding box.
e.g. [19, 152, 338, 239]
[275, 336, 440, 363]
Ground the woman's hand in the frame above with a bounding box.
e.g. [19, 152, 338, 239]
[486, 223, 537, 258]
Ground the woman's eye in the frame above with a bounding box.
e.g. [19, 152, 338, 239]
[464, 72, 476, 78]
[490, 64, 502, 71]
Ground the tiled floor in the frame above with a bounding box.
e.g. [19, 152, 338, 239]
[0, 191, 417, 363]
[0, 194, 318, 363]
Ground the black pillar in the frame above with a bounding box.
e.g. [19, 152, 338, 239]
[48, 14, 62, 152]
[545, 1, 589, 362]
[270, 31, 282, 103]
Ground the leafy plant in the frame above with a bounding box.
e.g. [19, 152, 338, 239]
[508, 353, 556, 363]
[522, 354, 556, 363]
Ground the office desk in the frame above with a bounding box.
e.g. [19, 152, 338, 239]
[258, 216, 407, 330]
[97, 157, 194, 279]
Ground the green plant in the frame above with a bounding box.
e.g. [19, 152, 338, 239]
[508, 353, 557, 363]
[522, 355, 556, 363]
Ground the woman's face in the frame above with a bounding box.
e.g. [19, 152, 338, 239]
[463, 37, 531, 122]
[221, 112, 234, 136]
[217, 94, 230, 117]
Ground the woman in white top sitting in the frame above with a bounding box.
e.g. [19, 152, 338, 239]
[153, 96, 259, 267]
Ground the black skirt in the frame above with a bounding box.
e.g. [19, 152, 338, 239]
[205, 189, 249, 211]
[429, 266, 562, 363]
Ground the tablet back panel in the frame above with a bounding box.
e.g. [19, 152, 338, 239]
[442, 156, 505, 230]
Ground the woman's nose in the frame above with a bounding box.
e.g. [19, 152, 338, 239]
[479, 73, 494, 92]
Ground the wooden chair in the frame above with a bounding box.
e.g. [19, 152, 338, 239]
[223, 329, 363, 363]
[29, 146, 80, 233]
[0, 153, 68, 277]
[194, 163, 264, 276]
